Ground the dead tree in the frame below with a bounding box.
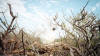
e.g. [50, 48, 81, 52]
[0, 3, 17, 55]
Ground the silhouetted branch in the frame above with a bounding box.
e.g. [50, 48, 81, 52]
[4, 3, 17, 37]
[75, 0, 89, 22]
[21, 30, 26, 56]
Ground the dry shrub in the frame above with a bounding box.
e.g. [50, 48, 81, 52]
[0, 1, 100, 56]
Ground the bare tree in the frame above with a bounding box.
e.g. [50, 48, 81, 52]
[0, 3, 17, 55]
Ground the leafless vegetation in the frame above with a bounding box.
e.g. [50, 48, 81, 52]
[0, 2, 100, 56]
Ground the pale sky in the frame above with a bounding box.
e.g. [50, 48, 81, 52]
[0, 0, 100, 43]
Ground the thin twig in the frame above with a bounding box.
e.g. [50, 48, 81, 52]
[21, 30, 26, 56]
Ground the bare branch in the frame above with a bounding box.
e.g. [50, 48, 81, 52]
[4, 3, 17, 36]
[21, 30, 26, 56]
[75, 0, 89, 22]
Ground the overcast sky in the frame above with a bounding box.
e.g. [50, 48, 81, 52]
[0, 0, 100, 43]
